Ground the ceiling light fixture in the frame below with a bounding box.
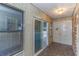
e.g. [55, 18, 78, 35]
[55, 8, 66, 15]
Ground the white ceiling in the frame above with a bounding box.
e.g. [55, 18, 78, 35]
[33, 3, 76, 19]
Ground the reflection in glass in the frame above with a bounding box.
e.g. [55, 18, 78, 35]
[0, 4, 23, 56]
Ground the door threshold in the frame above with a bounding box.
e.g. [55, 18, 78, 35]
[34, 46, 47, 56]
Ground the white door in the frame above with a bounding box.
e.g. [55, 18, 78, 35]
[53, 19, 72, 45]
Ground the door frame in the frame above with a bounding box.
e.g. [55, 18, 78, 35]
[33, 16, 48, 55]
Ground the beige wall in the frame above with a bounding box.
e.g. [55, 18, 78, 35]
[29, 4, 53, 45]
[7, 3, 53, 56]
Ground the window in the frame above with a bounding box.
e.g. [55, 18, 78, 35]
[0, 4, 23, 56]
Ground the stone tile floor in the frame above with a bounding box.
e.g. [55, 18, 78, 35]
[38, 42, 75, 56]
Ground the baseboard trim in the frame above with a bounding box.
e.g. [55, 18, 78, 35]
[53, 42, 72, 46]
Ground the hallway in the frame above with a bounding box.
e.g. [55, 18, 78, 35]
[0, 3, 78, 56]
[38, 42, 75, 56]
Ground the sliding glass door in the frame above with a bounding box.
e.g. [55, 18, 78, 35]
[35, 19, 48, 53]
[35, 20, 42, 53]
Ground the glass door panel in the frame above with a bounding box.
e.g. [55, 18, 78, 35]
[42, 22, 48, 48]
[35, 20, 42, 53]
